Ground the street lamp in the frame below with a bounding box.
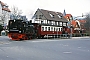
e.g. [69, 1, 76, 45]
[70, 25, 73, 38]
[69, 16, 73, 38]
[56, 28, 58, 38]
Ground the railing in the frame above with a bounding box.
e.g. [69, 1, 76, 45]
[72, 33, 88, 37]
[45, 34, 70, 39]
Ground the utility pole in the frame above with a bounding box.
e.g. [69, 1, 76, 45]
[70, 16, 73, 38]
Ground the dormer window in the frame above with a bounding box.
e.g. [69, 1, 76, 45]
[58, 15, 62, 18]
[49, 13, 54, 18]
[41, 21, 43, 24]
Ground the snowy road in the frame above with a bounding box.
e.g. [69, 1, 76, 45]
[0, 36, 90, 60]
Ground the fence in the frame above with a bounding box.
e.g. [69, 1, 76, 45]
[45, 34, 71, 39]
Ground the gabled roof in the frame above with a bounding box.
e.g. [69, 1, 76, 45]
[38, 9, 68, 22]
[2, 8, 11, 12]
[71, 20, 81, 28]
[0, 1, 6, 6]
[64, 14, 72, 19]
[0, 1, 11, 12]
[71, 20, 86, 30]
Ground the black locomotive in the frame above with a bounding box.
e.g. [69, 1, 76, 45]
[8, 19, 36, 40]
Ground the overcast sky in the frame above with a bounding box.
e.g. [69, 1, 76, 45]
[1, 0, 90, 19]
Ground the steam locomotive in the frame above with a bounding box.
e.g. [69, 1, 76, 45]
[8, 19, 36, 40]
[8, 19, 70, 41]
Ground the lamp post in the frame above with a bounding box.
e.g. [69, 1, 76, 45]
[69, 16, 73, 38]
[70, 25, 73, 38]
[56, 28, 58, 38]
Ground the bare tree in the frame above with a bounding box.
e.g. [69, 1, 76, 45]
[0, 10, 7, 26]
[84, 13, 90, 31]
[11, 6, 23, 17]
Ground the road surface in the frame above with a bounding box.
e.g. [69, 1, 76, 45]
[0, 36, 90, 60]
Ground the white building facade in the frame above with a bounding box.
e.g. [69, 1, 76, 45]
[0, 1, 11, 27]
[32, 8, 68, 32]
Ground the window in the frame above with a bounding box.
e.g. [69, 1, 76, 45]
[59, 28, 61, 31]
[48, 27, 50, 31]
[54, 27, 55, 31]
[58, 22, 60, 26]
[63, 23, 66, 26]
[61, 28, 63, 31]
[60, 22, 62, 26]
[55, 21, 57, 25]
[53, 21, 55, 25]
[55, 28, 56, 31]
[49, 21, 51, 25]
[41, 21, 43, 24]
[56, 28, 58, 31]
[42, 27, 44, 31]
[2, 6, 6, 8]
[52, 21, 54, 25]
[45, 27, 47, 31]
[51, 27, 53, 31]
[49, 13, 54, 18]
[39, 15, 43, 19]
[43, 20, 46, 24]
[45, 20, 47, 24]
[47, 20, 50, 24]
[55, 21, 58, 25]
[57, 22, 58, 25]
[58, 15, 62, 18]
